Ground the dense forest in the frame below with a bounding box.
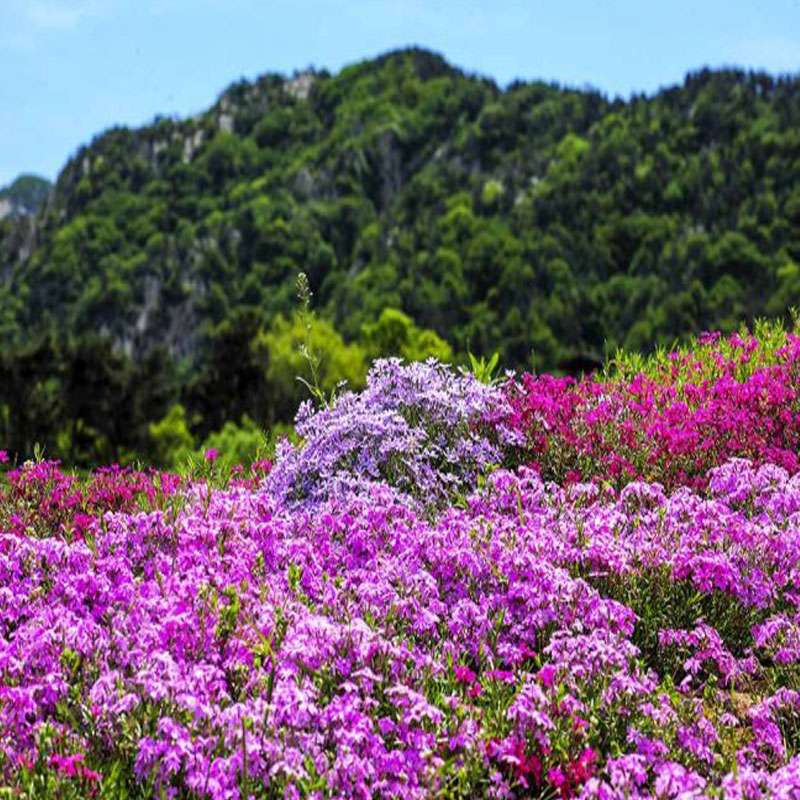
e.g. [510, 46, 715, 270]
[1, 47, 799, 466]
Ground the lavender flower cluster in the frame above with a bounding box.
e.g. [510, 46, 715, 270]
[1, 357, 800, 798]
[265, 358, 518, 507]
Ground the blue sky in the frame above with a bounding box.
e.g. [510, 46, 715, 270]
[1, 0, 799, 186]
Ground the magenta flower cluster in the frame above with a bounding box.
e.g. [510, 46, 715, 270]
[1, 339, 800, 797]
[0, 460, 182, 539]
[505, 331, 800, 489]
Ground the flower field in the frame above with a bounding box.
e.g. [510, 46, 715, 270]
[2, 328, 800, 798]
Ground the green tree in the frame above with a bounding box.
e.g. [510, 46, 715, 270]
[252, 314, 367, 420]
[149, 404, 196, 469]
[360, 307, 452, 362]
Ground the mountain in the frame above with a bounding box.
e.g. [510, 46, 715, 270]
[1, 47, 799, 464]
[0, 174, 52, 219]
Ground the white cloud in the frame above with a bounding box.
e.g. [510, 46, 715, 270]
[14, 0, 124, 31]
[0, 0, 123, 53]
[27, 3, 87, 29]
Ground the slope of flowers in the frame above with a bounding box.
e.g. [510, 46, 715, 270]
[506, 327, 800, 489]
[0, 348, 800, 798]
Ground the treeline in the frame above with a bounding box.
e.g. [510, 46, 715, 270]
[0, 306, 449, 466]
[1, 48, 799, 464]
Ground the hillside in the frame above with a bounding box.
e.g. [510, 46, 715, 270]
[1, 47, 799, 464]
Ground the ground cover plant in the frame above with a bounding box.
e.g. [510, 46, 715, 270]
[505, 318, 800, 489]
[1, 325, 800, 798]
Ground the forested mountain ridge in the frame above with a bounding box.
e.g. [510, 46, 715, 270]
[1, 47, 799, 464]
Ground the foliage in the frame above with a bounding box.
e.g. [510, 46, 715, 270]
[198, 414, 266, 468]
[148, 402, 197, 468]
[360, 307, 453, 362]
[0, 334, 174, 468]
[3, 49, 800, 464]
[252, 312, 368, 422]
[467, 351, 503, 385]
